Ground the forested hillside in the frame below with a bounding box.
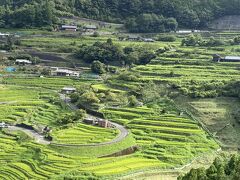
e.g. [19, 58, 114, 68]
[178, 154, 240, 180]
[1, 0, 240, 32]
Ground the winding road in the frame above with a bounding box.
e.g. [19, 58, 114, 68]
[5, 94, 129, 146]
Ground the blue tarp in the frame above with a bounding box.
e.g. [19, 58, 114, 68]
[5, 67, 16, 72]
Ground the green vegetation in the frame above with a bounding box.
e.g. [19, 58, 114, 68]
[102, 105, 218, 166]
[178, 154, 240, 180]
[57, 109, 86, 125]
[52, 123, 118, 145]
[125, 14, 177, 33]
[75, 39, 156, 66]
[2, 0, 240, 32]
[0, 85, 64, 125]
[176, 97, 240, 148]
[1, 10, 240, 178]
[0, 1, 55, 28]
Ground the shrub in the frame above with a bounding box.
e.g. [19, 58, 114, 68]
[117, 71, 140, 81]
[128, 95, 139, 107]
[91, 61, 106, 74]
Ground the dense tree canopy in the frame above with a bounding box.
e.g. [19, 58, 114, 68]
[0, 0, 56, 28]
[1, 0, 240, 31]
[125, 14, 178, 33]
[178, 154, 240, 180]
[76, 40, 156, 66]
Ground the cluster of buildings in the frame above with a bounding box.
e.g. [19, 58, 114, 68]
[61, 24, 98, 32]
[83, 117, 113, 128]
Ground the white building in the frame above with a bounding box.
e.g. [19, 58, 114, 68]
[61, 87, 76, 94]
[61, 25, 77, 31]
[0, 122, 8, 128]
[16, 59, 32, 65]
[51, 67, 80, 77]
[143, 38, 155, 42]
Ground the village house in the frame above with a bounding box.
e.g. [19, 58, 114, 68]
[127, 35, 141, 41]
[83, 117, 112, 128]
[61, 25, 78, 32]
[0, 122, 8, 128]
[0, 33, 10, 39]
[61, 87, 76, 94]
[83, 117, 96, 125]
[50, 67, 80, 77]
[15, 59, 32, 65]
[98, 119, 112, 128]
[143, 38, 155, 42]
[83, 25, 98, 32]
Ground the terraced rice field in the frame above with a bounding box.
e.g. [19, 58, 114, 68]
[52, 123, 118, 145]
[0, 85, 62, 125]
[133, 48, 240, 84]
[0, 84, 162, 178]
[0, 82, 218, 179]
[2, 77, 97, 90]
[102, 106, 218, 166]
[177, 97, 240, 148]
[3, 33, 238, 178]
[0, 129, 162, 179]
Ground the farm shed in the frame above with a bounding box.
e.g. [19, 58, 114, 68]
[0, 33, 10, 38]
[223, 56, 240, 62]
[0, 122, 8, 128]
[15, 59, 32, 65]
[212, 55, 240, 62]
[127, 35, 141, 41]
[61, 25, 77, 31]
[61, 87, 76, 94]
[84, 25, 98, 31]
[143, 38, 155, 42]
[51, 67, 80, 77]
